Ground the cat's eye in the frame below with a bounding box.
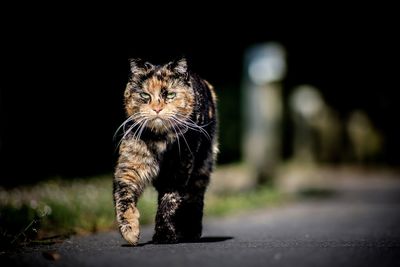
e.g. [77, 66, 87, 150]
[166, 92, 176, 99]
[139, 92, 151, 100]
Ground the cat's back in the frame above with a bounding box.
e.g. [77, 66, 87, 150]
[189, 73, 217, 120]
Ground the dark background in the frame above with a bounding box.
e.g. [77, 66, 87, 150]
[1, 6, 398, 186]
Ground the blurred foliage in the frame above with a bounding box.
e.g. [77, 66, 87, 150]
[0, 175, 155, 249]
[0, 171, 285, 249]
[205, 186, 285, 216]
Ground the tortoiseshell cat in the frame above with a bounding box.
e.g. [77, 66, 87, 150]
[113, 58, 218, 245]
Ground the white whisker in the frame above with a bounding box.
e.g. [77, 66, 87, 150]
[173, 120, 193, 156]
[168, 114, 211, 140]
[135, 120, 148, 141]
[116, 117, 147, 148]
[113, 116, 134, 140]
[167, 119, 181, 157]
[125, 118, 146, 139]
[113, 112, 148, 140]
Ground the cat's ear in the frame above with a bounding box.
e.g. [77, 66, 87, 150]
[167, 57, 188, 76]
[174, 57, 188, 74]
[129, 58, 153, 75]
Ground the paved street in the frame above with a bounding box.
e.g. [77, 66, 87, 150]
[3, 174, 400, 267]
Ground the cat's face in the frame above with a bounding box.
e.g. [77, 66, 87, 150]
[124, 58, 195, 134]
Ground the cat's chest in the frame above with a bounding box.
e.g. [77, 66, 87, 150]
[147, 134, 195, 164]
[148, 140, 168, 155]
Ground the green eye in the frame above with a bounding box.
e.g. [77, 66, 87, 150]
[166, 92, 176, 99]
[139, 92, 151, 100]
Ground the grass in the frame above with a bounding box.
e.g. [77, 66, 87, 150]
[205, 186, 284, 216]
[0, 173, 284, 249]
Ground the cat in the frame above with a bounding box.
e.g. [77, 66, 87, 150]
[113, 58, 218, 245]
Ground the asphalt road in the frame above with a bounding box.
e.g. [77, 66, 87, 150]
[3, 175, 400, 267]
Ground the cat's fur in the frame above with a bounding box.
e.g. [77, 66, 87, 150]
[113, 58, 218, 245]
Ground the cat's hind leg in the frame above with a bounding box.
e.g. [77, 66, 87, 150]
[175, 175, 209, 242]
[174, 190, 206, 242]
[153, 191, 182, 244]
[153, 176, 208, 244]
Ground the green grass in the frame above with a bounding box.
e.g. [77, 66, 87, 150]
[0, 174, 284, 249]
[205, 186, 284, 217]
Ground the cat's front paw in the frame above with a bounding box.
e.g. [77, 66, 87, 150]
[120, 224, 140, 246]
[119, 207, 140, 245]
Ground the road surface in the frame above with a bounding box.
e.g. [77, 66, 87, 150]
[2, 174, 400, 267]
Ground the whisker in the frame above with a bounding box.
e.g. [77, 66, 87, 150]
[130, 118, 147, 141]
[135, 120, 148, 141]
[169, 115, 211, 140]
[176, 115, 213, 130]
[159, 118, 170, 133]
[168, 113, 212, 128]
[168, 117, 191, 132]
[173, 121, 193, 156]
[168, 116, 202, 134]
[113, 112, 148, 140]
[126, 117, 146, 138]
[167, 119, 181, 157]
[113, 116, 134, 140]
[116, 117, 147, 148]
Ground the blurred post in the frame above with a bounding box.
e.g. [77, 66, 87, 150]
[346, 110, 383, 163]
[242, 43, 286, 185]
[289, 85, 324, 162]
[289, 85, 342, 163]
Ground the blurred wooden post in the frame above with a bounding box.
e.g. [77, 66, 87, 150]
[289, 85, 342, 163]
[242, 43, 286, 185]
[289, 85, 323, 163]
[347, 110, 383, 163]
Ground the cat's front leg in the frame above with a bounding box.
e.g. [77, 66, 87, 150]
[113, 179, 141, 245]
[113, 140, 159, 245]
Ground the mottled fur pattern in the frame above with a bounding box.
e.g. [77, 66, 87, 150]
[113, 58, 218, 245]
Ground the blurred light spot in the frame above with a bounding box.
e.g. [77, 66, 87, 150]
[247, 43, 286, 85]
[290, 85, 324, 119]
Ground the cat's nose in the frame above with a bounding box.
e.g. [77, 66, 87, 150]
[152, 107, 163, 114]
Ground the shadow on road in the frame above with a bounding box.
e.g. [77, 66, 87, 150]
[123, 236, 234, 247]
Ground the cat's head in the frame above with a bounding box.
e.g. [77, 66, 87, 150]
[123, 58, 195, 134]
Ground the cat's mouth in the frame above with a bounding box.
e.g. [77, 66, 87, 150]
[151, 117, 164, 124]
[147, 117, 170, 132]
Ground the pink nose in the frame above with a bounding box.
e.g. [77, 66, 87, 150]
[153, 107, 163, 114]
